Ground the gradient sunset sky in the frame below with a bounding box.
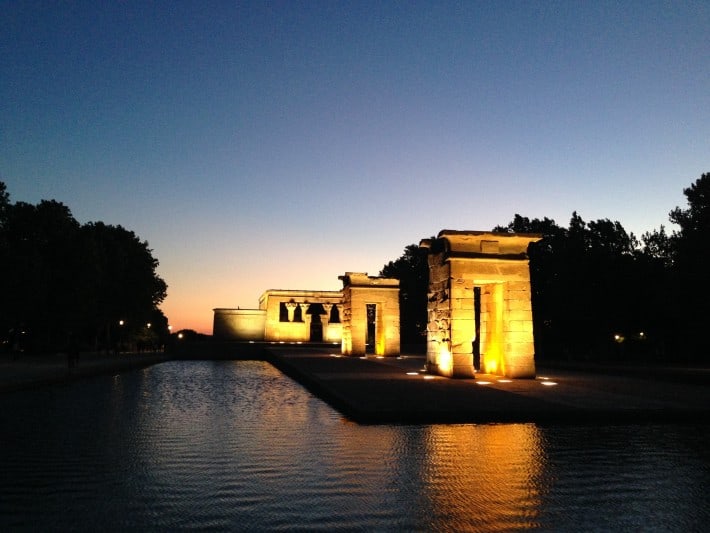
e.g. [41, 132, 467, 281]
[2, 1, 708, 333]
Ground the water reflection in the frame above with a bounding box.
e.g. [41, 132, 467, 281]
[419, 424, 546, 531]
[0, 360, 708, 531]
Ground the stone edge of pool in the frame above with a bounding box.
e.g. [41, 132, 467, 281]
[263, 348, 710, 425]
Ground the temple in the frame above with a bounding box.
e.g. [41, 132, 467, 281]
[213, 273, 400, 357]
[214, 229, 541, 378]
[420, 230, 542, 378]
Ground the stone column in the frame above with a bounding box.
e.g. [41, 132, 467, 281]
[299, 303, 311, 326]
[285, 302, 297, 322]
[322, 303, 333, 327]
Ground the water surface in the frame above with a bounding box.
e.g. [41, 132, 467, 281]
[1, 360, 708, 531]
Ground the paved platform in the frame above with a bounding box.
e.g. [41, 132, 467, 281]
[267, 349, 710, 424]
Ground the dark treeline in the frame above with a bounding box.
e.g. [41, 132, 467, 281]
[0, 181, 169, 354]
[382, 172, 710, 364]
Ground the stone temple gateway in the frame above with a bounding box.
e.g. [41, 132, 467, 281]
[420, 230, 542, 379]
[213, 229, 540, 378]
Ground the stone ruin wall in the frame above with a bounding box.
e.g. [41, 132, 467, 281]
[423, 231, 540, 379]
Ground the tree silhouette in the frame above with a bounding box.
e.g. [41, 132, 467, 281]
[380, 244, 429, 347]
[667, 172, 710, 359]
[0, 181, 168, 354]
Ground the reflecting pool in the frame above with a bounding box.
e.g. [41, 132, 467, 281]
[1, 360, 708, 531]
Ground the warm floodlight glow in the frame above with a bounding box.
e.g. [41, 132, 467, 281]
[498, 379, 512, 383]
[438, 346, 453, 375]
[541, 381, 557, 386]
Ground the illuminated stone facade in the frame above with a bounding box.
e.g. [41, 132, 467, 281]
[420, 230, 541, 379]
[339, 273, 400, 357]
[213, 274, 399, 356]
[213, 290, 343, 343]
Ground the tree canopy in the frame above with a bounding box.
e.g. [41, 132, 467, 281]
[381, 172, 709, 364]
[0, 182, 168, 354]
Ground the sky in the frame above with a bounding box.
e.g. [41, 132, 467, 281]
[2, 1, 708, 333]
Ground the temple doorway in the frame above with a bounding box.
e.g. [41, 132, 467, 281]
[366, 304, 376, 354]
[308, 304, 324, 342]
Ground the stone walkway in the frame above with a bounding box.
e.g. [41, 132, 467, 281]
[267, 349, 710, 424]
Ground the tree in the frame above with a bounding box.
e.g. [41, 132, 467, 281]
[0, 198, 82, 351]
[380, 244, 429, 347]
[0, 181, 168, 354]
[495, 213, 663, 361]
[666, 172, 710, 358]
[80, 222, 168, 351]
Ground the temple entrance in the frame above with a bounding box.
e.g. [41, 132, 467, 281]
[310, 313, 323, 342]
[366, 304, 376, 354]
[420, 231, 541, 378]
[339, 273, 400, 357]
[473, 286, 481, 372]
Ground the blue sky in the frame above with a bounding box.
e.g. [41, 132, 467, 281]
[2, 1, 708, 332]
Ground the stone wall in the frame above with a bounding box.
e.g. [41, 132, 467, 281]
[212, 309, 266, 341]
[339, 273, 400, 357]
[420, 230, 541, 379]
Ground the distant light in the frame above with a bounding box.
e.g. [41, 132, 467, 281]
[541, 381, 557, 386]
[498, 379, 512, 383]
[146, 323, 151, 328]
[119, 320, 124, 326]
[248, 341, 254, 344]
[177, 333, 183, 339]
[406, 372, 419, 376]
[538, 376, 550, 380]
[376, 356, 384, 359]
[476, 381, 492, 385]
[423, 375, 436, 380]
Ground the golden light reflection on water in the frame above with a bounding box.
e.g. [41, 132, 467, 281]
[421, 424, 547, 531]
[13, 360, 704, 531]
